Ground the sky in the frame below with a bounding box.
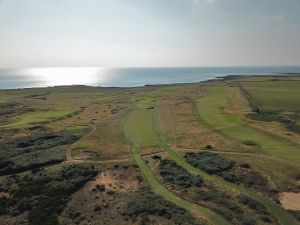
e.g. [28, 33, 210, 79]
[0, 0, 300, 68]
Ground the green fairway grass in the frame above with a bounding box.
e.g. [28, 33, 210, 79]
[239, 80, 300, 112]
[1, 110, 73, 129]
[123, 109, 160, 147]
[195, 89, 300, 163]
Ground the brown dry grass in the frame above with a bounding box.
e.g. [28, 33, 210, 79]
[70, 101, 133, 160]
[221, 153, 300, 192]
[174, 100, 249, 152]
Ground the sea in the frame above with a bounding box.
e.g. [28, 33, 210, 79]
[0, 66, 300, 89]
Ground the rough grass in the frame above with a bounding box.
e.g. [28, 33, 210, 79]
[131, 96, 157, 108]
[219, 153, 300, 191]
[71, 110, 130, 160]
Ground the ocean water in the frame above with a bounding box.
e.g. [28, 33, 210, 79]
[0, 66, 300, 89]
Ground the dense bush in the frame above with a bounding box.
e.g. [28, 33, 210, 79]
[248, 112, 300, 134]
[197, 189, 241, 213]
[159, 159, 203, 188]
[184, 152, 269, 191]
[152, 155, 161, 160]
[2, 164, 98, 225]
[0, 132, 79, 174]
[289, 210, 300, 222]
[0, 102, 33, 117]
[0, 196, 9, 215]
[122, 192, 203, 225]
[241, 216, 256, 225]
[247, 112, 278, 122]
[184, 152, 234, 174]
[96, 184, 105, 192]
[0, 131, 79, 158]
[238, 195, 270, 216]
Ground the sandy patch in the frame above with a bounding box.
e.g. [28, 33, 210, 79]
[93, 168, 140, 192]
[0, 191, 9, 198]
[280, 192, 300, 210]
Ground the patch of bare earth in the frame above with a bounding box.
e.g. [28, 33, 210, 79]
[59, 166, 147, 225]
[0, 191, 9, 198]
[280, 192, 300, 210]
[140, 147, 164, 156]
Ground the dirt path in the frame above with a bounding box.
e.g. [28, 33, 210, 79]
[66, 119, 97, 162]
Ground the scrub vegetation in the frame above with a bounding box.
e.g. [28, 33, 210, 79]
[1, 75, 300, 225]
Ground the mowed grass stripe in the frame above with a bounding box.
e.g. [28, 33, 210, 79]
[124, 109, 231, 225]
[195, 91, 300, 163]
[123, 108, 160, 147]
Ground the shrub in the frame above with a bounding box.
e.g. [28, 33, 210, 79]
[205, 145, 213, 149]
[96, 184, 105, 192]
[94, 205, 101, 212]
[238, 195, 269, 215]
[184, 152, 235, 174]
[260, 215, 272, 223]
[122, 192, 202, 225]
[159, 159, 203, 188]
[152, 155, 161, 160]
[241, 216, 256, 225]
[107, 190, 115, 195]
[5, 164, 98, 225]
[242, 140, 258, 146]
[240, 163, 251, 168]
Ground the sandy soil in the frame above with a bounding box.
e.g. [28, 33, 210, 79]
[280, 192, 300, 210]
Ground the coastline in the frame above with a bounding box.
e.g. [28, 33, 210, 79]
[1, 73, 300, 91]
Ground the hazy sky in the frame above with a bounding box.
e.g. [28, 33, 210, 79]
[0, 0, 300, 67]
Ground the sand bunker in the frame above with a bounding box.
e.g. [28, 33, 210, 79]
[280, 192, 300, 210]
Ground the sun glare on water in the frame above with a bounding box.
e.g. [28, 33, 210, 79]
[28, 67, 104, 86]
